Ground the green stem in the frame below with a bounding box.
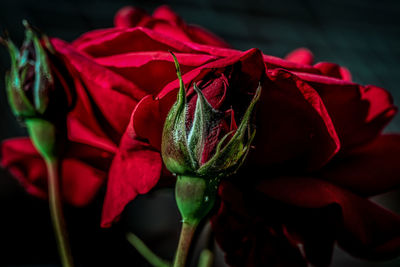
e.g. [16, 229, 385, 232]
[173, 222, 198, 267]
[45, 158, 74, 267]
[126, 232, 171, 267]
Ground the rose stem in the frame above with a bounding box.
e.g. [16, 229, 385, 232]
[45, 158, 74, 267]
[173, 222, 198, 267]
[126, 232, 171, 267]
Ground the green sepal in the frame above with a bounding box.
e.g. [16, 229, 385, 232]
[187, 83, 223, 169]
[161, 52, 192, 175]
[197, 84, 262, 177]
[23, 20, 53, 114]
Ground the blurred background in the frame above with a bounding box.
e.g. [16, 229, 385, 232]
[0, 0, 399, 266]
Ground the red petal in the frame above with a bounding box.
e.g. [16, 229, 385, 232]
[319, 134, 400, 196]
[149, 6, 195, 43]
[71, 29, 121, 52]
[72, 28, 182, 57]
[131, 95, 167, 150]
[51, 38, 143, 149]
[152, 5, 231, 48]
[252, 69, 340, 170]
[256, 177, 400, 260]
[185, 24, 231, 48]
[101, 122, 162, 227]
[293, 71, 397, 148]
[263, 54, 320, 74]
[1, 138, 47, 198]
[284, 48, 314, 65]
[61, 159, 107, 206]
[114, 6, 150, 28]
[152, 5, 183, 25]
[72, 27, 239, 59]
[1, 138, 110, 206]
[314, 62, 352, 81]
[94, 52, 217, 95]
[148, 21, 195, 43]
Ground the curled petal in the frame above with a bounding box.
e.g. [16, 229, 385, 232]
[293, 71, 397, 149]
[114, 6, 150, 28]
[314, 62, 352, 82]
[284, 48, 314, 65]
[152, 5, 184, 25]
[94, 52, 217, 95]
[253, 69, 340, 171]
[263, 54, 319, 74]
[152, 5, 231, 48]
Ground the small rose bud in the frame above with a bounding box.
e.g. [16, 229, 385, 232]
[2, 20, 54, 119]
[162, 53, 261, 225]
[2, 21, 61, 160]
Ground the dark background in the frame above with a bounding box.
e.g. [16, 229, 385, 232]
[0, 0, 399, 266]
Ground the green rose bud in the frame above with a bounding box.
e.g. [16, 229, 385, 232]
[2, 22, 60, 160]
[162, 53, 261, 179]
[162, 53, 261, 225]
[2, 20, 54, 119]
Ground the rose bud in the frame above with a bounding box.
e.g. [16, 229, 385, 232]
[161, 53, 261, 225]
[3, 20, 53, 119]
[1, 21, 60, 159]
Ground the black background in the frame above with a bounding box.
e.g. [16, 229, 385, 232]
[0, 0, 399, 266]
